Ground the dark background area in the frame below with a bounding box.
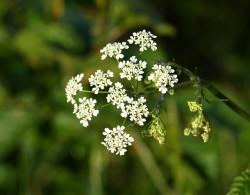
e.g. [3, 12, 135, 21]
[0, 0, 249, 194]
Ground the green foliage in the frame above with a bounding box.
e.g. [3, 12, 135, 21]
[147, 113, 167, 144]
[0, 0, 250, 194]
[184, 101, 211, 142]
[227, 164, 250, 195]
[14, 22, 81, 67]
[202, 86, 228, 103]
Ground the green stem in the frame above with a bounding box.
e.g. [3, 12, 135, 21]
[136, 80, 139, 95]
[98, 103, 112, 109]
[201, 81, 250, 121]
[81, 90, 95, 93]
[122, 117, 127, 126]
[162, 61, 196, 80]
[137, 81, 194, 96]
[97, 91, 110, 94]
[81, 90, 109, 94]
[156, 60, 250, 121]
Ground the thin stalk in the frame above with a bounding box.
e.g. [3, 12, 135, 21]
[202, 81, 250, 121]
[156, 60, 250, 121]
[98, 103, 112, 109]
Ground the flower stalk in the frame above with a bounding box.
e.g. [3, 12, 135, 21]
[65, 29, 250, 156]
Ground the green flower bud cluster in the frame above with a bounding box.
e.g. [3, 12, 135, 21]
[148, 114, 166, 144]
[184, 101, 211, 142]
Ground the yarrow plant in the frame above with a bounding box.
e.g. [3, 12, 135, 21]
[65, 29, 245, 156]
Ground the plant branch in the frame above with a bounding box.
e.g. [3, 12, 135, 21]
[157, 61, 250, 121]
[201, 81, 250, 121]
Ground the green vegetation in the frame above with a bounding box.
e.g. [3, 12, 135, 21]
[0, 0, 250, 194]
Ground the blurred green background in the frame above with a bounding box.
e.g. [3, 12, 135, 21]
[0, 0, 250, 194]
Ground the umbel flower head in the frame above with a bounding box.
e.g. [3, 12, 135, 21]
[118, 56, 147, 81]
[101, 126, 134, 155]
[88, 70, 114, 94]
[65, 73, 84, 104]
[184, 101, 211, 142]
[121, 97, 149, 126]
[106, 82, 129, 109]
[100, 42, 129, 60]
[128, 29, 157, 52]
[65, 30, 182, 156]
[73, 97, 99, 127]
[148, 64, 178, 94]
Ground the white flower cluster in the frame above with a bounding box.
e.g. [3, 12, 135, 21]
[121, 97, 149, 126]
[65, 30, 180, 155]
[65, 73, 84, 104]
[100, 42, 129, 60]
[100, 29, 157, 62]
[106, 82, 128, 108]
[107, 84, 149, 126]
[101, 126, 134, 155]
[73, 97, 99, 127]
[128, 30, 157, 52]
[89, 70, 114, 94]
[118, 56, 147, 81]
[148, 64, 178, 94]
[65, 74, 99, 127]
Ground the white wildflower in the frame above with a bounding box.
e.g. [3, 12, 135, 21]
[74, 97, 99, 127]
[101, 125, 134, 155]
[73, 103, 78, 114]
[100, 42, 129, 60]
[89, 70, 114, 94]
[65, 73, 84, 104]
[106, 82, 129, 108]
[127, 30, 157, 52]
[121, 97, 149, 126]
[148, 64, 178, 94]
[118, 56, 147, 81]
